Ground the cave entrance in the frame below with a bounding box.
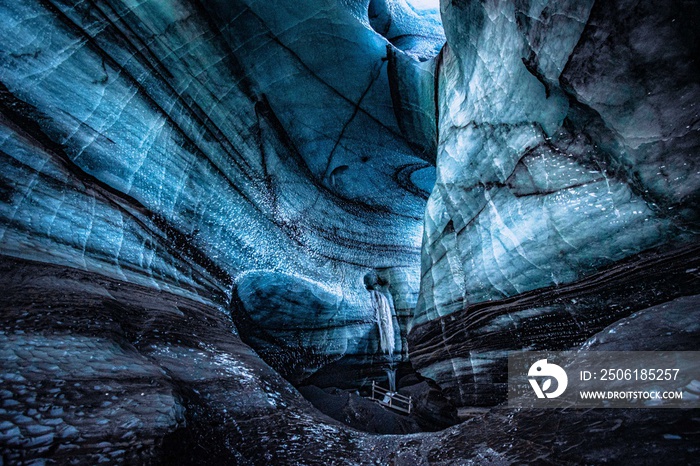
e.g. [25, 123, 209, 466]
[294, 267, 457, 434]
[298, 359, 456, 435]
[230, 268, 458, 434]
[368, 0, 445, 62]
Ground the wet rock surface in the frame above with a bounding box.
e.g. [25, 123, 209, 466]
[1, 257, 699, 464]
[297, 385, 424, 435]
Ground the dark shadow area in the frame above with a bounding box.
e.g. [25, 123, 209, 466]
[298, 361, 458, 433]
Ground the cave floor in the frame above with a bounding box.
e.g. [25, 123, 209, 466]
[0, 256, 698, 465]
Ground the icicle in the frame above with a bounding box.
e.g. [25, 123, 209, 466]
[370, 290, 395, 356]
[384, 367, 397, 393]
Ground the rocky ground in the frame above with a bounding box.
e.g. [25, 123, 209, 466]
[1, 256, 698, 465]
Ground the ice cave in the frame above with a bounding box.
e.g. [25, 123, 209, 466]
[0, 0, 699, 463]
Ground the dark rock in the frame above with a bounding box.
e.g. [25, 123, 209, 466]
[410, 243, 700, 406]
[0, 258, 698, 466]
[297, 385, 423, 434]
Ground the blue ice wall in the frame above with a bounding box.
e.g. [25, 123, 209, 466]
[409, 0, 700, 406]
[0, 0, 437, 381]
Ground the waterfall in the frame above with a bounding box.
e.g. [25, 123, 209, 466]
[384, 367, 397, 393]
[370, 290, 395, 356]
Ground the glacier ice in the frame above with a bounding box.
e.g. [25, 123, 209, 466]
[0, 0, 698, 462]
[371, 289, 396, 356]
[409, 0, 700, 407]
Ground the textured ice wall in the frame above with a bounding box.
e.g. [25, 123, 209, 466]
[0, 0, 437, 383]
[409, 0, 700, 406]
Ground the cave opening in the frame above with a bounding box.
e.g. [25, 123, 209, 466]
[229, 267, 459, 434]
[368, 0, 445, 61]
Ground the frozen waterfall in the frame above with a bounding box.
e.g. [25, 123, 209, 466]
[370, 290, 395, 356]
[385, 367, 397, 393]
